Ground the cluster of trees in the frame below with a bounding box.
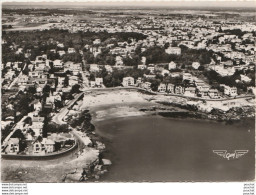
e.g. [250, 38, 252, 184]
[2, 29, 147, 64]
[11, 129, 27, 152]
[140, 45, 213, 66]
[3, 29, 147, 51]
[203, 69, 255, 92]
[12, 89, 36, 122]
[61, 53, 82, 63]
[70, 110, 95, 132]
[1, 124, 13, 142]
[44, 123, 69, 135]
[2, 45, 26, 64]
[223, 29, 246, 38]
[3, 8, 95, 16]
[83, 48, 116, 65]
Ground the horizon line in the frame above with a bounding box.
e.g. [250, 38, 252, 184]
[2, 1, 256, 8]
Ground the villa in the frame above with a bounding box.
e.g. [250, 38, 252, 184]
[122, 77, 135, 87]
[158, 83, 166, 93]
[5, 138, 20, 154]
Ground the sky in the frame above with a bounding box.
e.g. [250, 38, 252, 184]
[2, 1, 256, 9]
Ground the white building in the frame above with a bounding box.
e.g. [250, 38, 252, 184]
[141, 56, 147, 65]
[138, 64, 147, 69]
[90, 64, 100, 72]
[223, 85, 238, 97]
[93, 39, 101, 45]
[95, 77, 103, 86]
[68, 48, 76, 53]
[165, 47, 181, 55]
[192, 62, 200, 69]
[168, 61, 177, 70]
[240, 74, 251, 83]
[167, 84, 175, 93]
[122, 77, 134, 87]
[53, 60, 63, 68]
[158, 83, 166, 93]
[208, 89, 219, 99]
[182, 73, 193, 81]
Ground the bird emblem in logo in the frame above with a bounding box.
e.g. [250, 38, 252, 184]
[213, 150, 249, 160]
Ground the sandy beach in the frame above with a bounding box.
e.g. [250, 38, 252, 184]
[79, 90, 158, 121]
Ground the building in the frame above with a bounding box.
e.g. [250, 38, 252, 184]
[165, 47, 181, 55]
[115, 56, 124, 66]
[184, 87, 196, 97]
[90, 81, 96, 87]
[138, 64, 147, 69]
[31, 100, 42, 112]
[122, 77, 134, 87]
[168, 61, 177, 70]
[167, 84, 175, 93]
[30, 117, 44, 136]
[90, 64, 100, 72]
[182, 73, 193, 82]
[58, 50, 66, 56]
[136, 77, 142, 86]
[197, 85, 210, 98]
[93, 39, 101, 45]
[53, 60, 63, 68]
[192, 62, 200, 69]
[208, 89, 219, 99]
[141, 56, 147, 65]
[95, 78, 103, 86]
[147, 66, 155, 73]
[142, 82, 151, 90]
[161, 69, 170, 76]
[223, 85, 238, 97]
[68, 48, 76, 53]
[158, 83, 166, 93]
[5, 138, 20, 154]
[33, 138, 55, 154]
[175, 86, 184, 94]
[105, 65, 113, 72]
[240, 74, 252, 83]
[42, 138, 55, 153]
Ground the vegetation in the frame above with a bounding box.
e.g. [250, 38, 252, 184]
[203, 68, 255, 92]
[141, 45, 213, 66]
[70, 110, 95, 132]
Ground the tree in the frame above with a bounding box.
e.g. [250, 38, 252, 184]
[61, 53, 82, 63]
[164, 42, 170, 49]
[44, 123, 69, 134]
[198, 65, 205, 71]
[70, 84, 81, 94]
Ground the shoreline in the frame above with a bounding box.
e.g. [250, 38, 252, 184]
[2, 89, 254, 182]
[76, 90, 254, 181]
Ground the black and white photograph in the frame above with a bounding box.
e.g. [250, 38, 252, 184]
[1, 0, 255, 187]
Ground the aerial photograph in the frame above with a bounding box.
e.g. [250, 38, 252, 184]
[1, 1, 255, 183]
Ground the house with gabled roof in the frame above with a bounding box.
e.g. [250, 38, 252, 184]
[5, 138, 20, 154]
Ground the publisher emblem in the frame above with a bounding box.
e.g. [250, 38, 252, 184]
[213, 150, 249, 160]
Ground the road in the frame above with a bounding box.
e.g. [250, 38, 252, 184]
[82, 86, 255, 102]
[8, 63, 27, 90]
[52, 92, 84, 124]
[2, 115, 28, 151]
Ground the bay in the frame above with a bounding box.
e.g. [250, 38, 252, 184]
[95, 115, 255, 182]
